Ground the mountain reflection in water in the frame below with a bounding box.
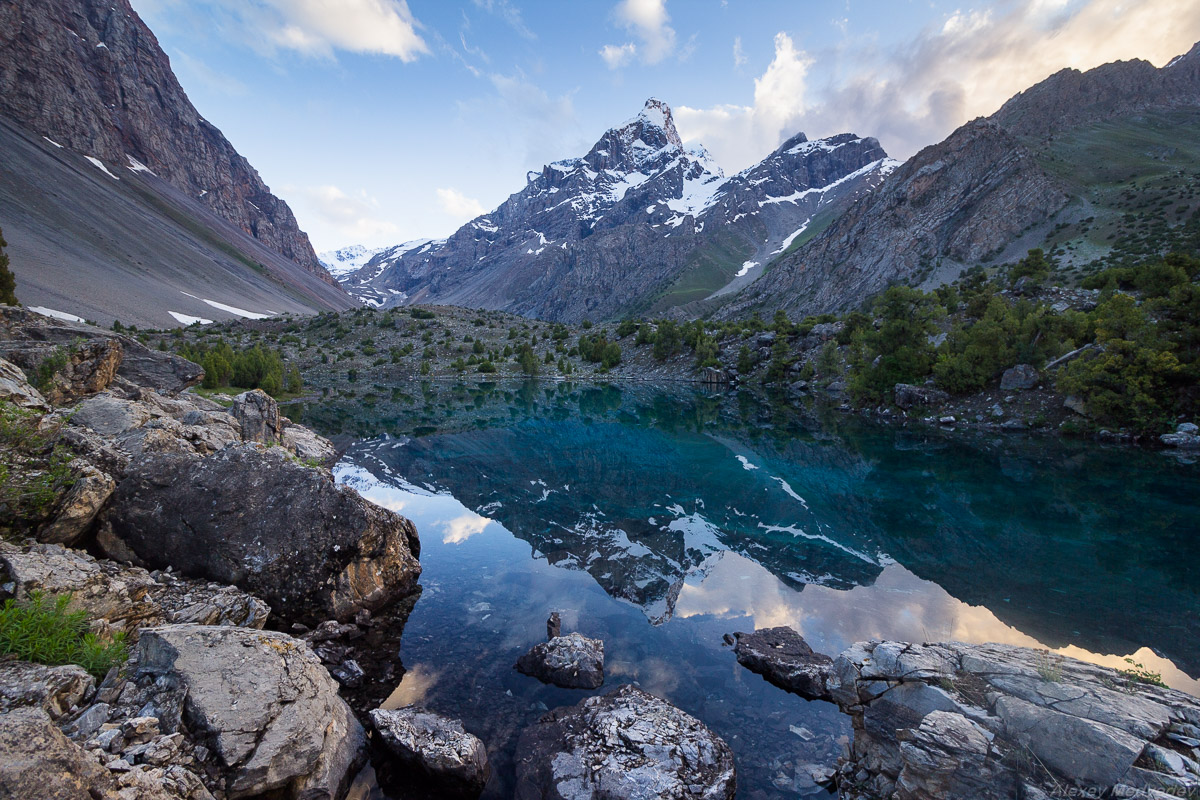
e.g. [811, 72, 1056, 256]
[303, 381, 1199, 798]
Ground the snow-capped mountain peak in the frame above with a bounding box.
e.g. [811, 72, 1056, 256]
[318, 244, 386, 277]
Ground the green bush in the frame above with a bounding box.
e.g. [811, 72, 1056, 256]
[0, 592, 128, 678]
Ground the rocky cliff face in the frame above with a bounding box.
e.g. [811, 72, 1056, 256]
[719, 42, 1200, 320]
[0, 0, 332, 284]
[718, 119, 1070, 319]
[341, 99, 893, 322]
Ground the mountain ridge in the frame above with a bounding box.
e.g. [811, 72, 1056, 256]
[341, 98, 893, 322]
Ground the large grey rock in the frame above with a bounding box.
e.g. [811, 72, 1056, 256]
[104, 444, 420, 623]
[137, 624, 367, 800]
[894, 383, 949, 409]
[730, 626, 832, 699]
[514, 684, 736, 800]
[999, 363, 1039, 391]
[515, 632, 605, 689]
[728, 635, 1200, 800]
[370, 706, 490, 796]
[228, 389, 283, 445]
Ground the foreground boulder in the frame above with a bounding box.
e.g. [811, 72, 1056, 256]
[728, 631, 1200, 800]
[515, 631, 605, 690]
[513, 684, 736, 800]
[370, 706, 491, 796]
[137, 624, 366, 800]
[0, 706, 119, 800]
[104, 444, 420, 623]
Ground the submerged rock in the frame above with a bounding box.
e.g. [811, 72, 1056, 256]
[370, 706, 490, 796]
[137, 624, 367, 800]
[104, 444, 420, 623]
[515, 632, 605, 690]
[728, 632, 1200, 800]
[514, 684, 736, 800]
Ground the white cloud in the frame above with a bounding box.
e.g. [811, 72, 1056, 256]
[732, 36, 746, 67]
[436, 187, 486, 221]
[601, 0, 676, 67]
[143, 0, 430, 61]
[600, 42, 637, 69]
[676, 0, 1200, 170]
[288, 184, 398, 248]
[677, 32, 812, 172]
[262, 0, 428, 60]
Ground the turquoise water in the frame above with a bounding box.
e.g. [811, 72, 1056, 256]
[304, 382, 1200, 798]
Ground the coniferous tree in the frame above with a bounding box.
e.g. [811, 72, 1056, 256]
[0, 225, 18, 306]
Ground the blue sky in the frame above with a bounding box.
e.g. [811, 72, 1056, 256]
[132, 0, 1200, 251]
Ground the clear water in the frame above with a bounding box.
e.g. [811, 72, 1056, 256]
[299, 382, 1200, 799]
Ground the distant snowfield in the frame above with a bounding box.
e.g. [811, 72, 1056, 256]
[169, 311, 213, 325]
[180, 291, 275, 319]
[28, 306, 85, 323]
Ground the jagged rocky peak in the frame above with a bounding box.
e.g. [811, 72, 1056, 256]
[581, 97, 692, 173]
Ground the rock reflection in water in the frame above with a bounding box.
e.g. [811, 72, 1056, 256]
[317, 382, 1199, 797]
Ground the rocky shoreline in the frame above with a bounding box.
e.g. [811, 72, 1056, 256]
[729, 627, 1200, 799]
[3, 305, 1199, 800]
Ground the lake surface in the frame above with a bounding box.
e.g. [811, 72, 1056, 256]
[297, 381, 1200, 799]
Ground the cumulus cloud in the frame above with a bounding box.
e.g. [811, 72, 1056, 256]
[599, 42, 637, 69]
[288, 184, 398, 248]
[676, 0, 1200, 170]
[436, 187, 487, 222]
[261, 0, 428, 60]
[677, 32, 811, 172]
[600, 0, 676, 67]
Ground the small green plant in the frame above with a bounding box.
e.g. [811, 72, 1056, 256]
[0, 592, 128, 678]
[1119, 658, 1166, 688]
[1034, 649, 1063, 683]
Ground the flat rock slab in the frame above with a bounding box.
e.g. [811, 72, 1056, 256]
[136, 624, 366, 800]
[515, 632, 605, 689]
[370, 706, 490, 796]
[514, 684, 736, 800]
[730, 626, 832, 699]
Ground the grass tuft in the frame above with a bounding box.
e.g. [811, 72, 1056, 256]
[0, 591, 128, 678]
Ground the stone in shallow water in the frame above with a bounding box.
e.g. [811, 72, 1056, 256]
[514, 684, 736, 800]
[730, 626, 832, 700]
[515, 632, 604, 689]
[369, 706, 490, 796]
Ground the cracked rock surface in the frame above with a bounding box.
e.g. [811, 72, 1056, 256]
[136, 624, 367, 800]
[729, 632, 1200, 800]
[515, 632, 605, 690]
[513, 684, 736, 800]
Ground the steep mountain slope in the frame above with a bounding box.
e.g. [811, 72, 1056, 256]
[721, 43, 1200, 319]
[0, 116, 354, 328]
[0, 0, 354, 325]
[342, 99, 894, 322]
